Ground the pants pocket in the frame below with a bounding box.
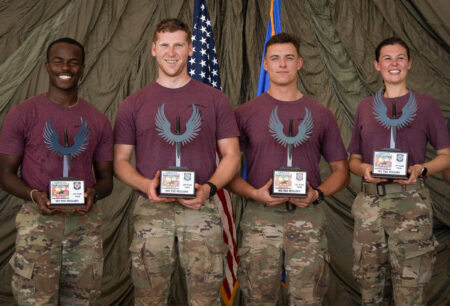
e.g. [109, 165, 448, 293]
[401, 238, 437, 286]
[10, 253, 36, 303]
[203, 239, 228, 283]
[129, 237, 151, 294]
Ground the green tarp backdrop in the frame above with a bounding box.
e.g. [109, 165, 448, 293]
[0, 0, 448, 305]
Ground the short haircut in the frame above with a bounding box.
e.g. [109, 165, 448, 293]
[153, 18, 192, 44]
[265, 32, 301, 57]
[375, 37, 410, 62]
[46, 37, 85, 64]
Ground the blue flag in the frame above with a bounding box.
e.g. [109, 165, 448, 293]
[256, 0, 282, 95]
[243, 0, 282, 180]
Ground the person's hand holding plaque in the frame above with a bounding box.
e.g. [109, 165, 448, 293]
[146, 171, 176, 203]
[31, 189, 62, 215]
[252, 179, 288, 206]
[394, 163, 424, 185]
[288, 182, 317, 208]
[177, 183, 210, 210]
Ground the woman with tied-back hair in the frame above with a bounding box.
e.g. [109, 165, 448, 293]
[348, 37, 450, 305]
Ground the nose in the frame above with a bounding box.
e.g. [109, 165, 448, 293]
[168, 46, 175, 56]
[279, 57, 287, 67]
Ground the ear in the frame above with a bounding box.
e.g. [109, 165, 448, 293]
[151, 42, 156, 57]
[297, 57, 303, 71]
[263, 58, 268, 72]
[374, 60, 381, 72]
[407, 58, 412, 70]
[188, 42, 193, 57]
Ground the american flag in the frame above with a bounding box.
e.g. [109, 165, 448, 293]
[187, 0, 238, 305]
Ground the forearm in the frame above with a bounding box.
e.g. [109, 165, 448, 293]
[318, 160, 350, 196]
[0, 173, 35, 201]
[349, 157, 369, 177]
[423, 149, 450, 176]
[226, 175, 258, 199]
[114, 160, 150, 194]
[207, 152, 241, 189]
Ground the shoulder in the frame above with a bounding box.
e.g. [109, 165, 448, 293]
[236, 94, 267, 115]
[78, 99, 111, 127]
[188, 79, 228, 101]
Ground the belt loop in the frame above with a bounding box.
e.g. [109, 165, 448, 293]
[376, 183, 386, 197]
[402, 184, 406, 192]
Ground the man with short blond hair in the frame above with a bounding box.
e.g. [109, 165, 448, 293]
[114, 18, 240, 305]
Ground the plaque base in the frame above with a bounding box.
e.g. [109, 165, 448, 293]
[49, 178, 86, 208]
[159, 168, 196, 198]
[272, 168, 307, 198]
[371, 149, 409, 180]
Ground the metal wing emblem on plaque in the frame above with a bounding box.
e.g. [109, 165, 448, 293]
[155, 104, 202, 167]
[372, 88, 417, 148]
[269, 106, 313, 167]
[43, 117, 89, 177]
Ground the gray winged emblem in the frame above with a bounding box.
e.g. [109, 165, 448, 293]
[269, 106, 313, 167]
[43, 117, 89, 177]
[372, 88, 417, 148]
[155, 104, 202, 167]
[269, 106, 313, 147]
[155, 104, 201, 145]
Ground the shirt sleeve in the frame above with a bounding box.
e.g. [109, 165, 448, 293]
[321, 109, 348, 162]
[0, 106, 26, 156]
[347, 104, 363, 155]
[94, 116, 114, 161]
[215, 93, 240, 141]
[114, 98, 136, 145]
[426, 97, 450, 150]
[235, 107, 248, 152]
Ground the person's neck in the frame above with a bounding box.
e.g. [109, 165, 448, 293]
[46, 88, 79, 107]
[383, 84, 409, 98]
[156, 74, 191, 89]
[267, 84, 303, 102]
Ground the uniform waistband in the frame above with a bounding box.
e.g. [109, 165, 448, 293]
[362, 179, 424, 196]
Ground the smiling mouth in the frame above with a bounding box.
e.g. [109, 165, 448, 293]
[388, 69, 400, 74]
[58, 74, 73, 80]
[165, 59, 178, 64]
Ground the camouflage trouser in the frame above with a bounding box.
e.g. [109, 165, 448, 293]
[237, 200, 329, 306]
[129, 196, 227, 306]
[10, 201, 103, 306]
[352, 187, 437, 306]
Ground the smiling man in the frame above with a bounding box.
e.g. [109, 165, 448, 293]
[227, 32, 349, 305]
[0, 38, 113, 305]
[113, 19, 240, 305]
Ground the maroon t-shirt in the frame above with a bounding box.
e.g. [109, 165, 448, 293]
[348, 91, 450, 165]
[0, 94, 114, 191]
[236, 93, 347, 188]
[114, 79, 239, 190]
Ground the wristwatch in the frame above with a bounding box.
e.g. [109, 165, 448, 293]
[420, 166, 428, 178]
[207, 182, 217, 197]
[312, 187, 324, 205]
[93, 191, 100, 203]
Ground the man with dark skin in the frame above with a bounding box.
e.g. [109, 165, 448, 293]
[0, 38, 113, 305]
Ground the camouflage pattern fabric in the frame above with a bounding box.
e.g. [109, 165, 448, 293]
[352, 186, 437, 306]
[129, 196, 227, 306]
[237, 200, 329, 306]
[10, 202, 103, 305]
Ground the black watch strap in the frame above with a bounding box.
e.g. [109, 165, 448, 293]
[420, 166, 428, 178]
[93, 191, 100, 203]
[312, 187, 324, 205]
[207, 182, 217, 197]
